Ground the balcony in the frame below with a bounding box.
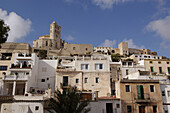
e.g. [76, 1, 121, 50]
[134, 93, 151, 103]
[3, 75, 28, 81]
[10, 64, 32, 69]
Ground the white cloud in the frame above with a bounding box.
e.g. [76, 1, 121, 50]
[123, 38, 145, 49]
[0, 8, 31, 42]
[92, 0, 132, 9]
[99, 39, 116, 47]
[146, 15, 170, 41]
[65, 35, 75, 41]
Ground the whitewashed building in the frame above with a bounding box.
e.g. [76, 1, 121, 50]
[56, 54, 111, 97]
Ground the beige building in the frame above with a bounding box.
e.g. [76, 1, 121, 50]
[56, 55, 111, 97]
[139, 59, 170, 75]
[61, 43, 93, 56]
[0, 42, 32, 55]
[117, 79, 163, 113]
[118, 42, 129, 55]
[32, 21, 65, 58]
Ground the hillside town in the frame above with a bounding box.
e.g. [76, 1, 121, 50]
[0, 21, 170, 113]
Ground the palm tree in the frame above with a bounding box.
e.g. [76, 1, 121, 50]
[48, 86, 90, 113]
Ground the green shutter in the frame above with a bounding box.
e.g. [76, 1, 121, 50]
[137, 85, 144, 100]
[168, 67, 170, 74]
[137, 85, 141, 99]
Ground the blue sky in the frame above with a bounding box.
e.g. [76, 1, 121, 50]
[0, 0, 170, 57]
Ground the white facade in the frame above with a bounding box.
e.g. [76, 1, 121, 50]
[130, 54, 162, 62]
[89, 98, 121, 113]
[160, 84, 170, 113]
[37, 60, 58, 93]
[121, 61, 145, 78]
[1, 96, 44, 113]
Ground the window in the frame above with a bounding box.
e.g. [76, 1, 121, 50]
[167, 62, 169, 64]
[47, 78, 49, 80]
[95, 64, 103, 70]
[162, 91, 165, 96]
[85, 78, 88, 83]
[85, 48, 88, 51]
[153, 106, 157, 113]
[168, 67, 170, 74]
[0, 66, 8, 71]
[73, 47, 76, 50]
[122, 62, 126, 66]
[35, 106, 39, 111]
[158, 61, 161, 64]
[150, 85, 155, 92]
[159, 67, 162, 73]
[63, 76, 68, 86]
[76, 79, 79, 83]
[116, 104, 120, 108]
[150, 61, 153, 63]
[81, 64, 89, 70]
[127, 105, 132, 113]
[128, 62, 132, 66]
[41, 79, 45, 82]
[96, 77, 99, 83]
[126, 69, 129, 75]
[168, 91, 170, 97]
[126, 85, 130, 92]
[165, 110, 168, 113]
[150, 67, 154, 72]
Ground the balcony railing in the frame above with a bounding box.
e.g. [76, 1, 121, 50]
[10, 64, 32, 69]
[3, 75, 28, 81]
[134, 93, 151, 103]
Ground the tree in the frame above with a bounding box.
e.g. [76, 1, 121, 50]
[0, 19, 10, 44]
[48, 86, 90, 113]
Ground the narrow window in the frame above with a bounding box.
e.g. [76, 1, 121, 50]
[150, 61, 153, 64]
[126, 85, 130, 92]
[96, 77, 99, 83]
[159, 67, 162, 73]
[150, 85, 155, 92]
[127, 105, 132, 113]
[168, 67, 170, 74]
[167, 91, 170, 97]
[126, 69, 129, 75]
[153, 106, 157, 113]
[76, 79, 79, 83]
[85, 78, 88, 83]
[150, 67, 154, 72]
[162, 91, 165, 96]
